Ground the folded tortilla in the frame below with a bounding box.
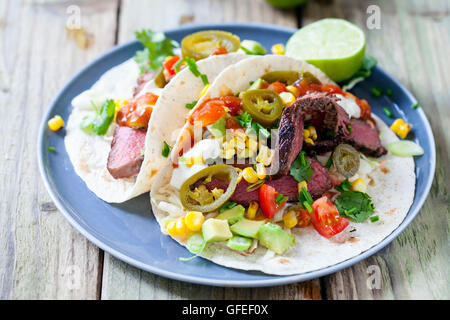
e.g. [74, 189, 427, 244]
[150, 55, 415, 275]
[64, 53, 247, 203]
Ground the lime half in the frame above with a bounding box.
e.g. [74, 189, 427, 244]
[285, 18, 366, 82]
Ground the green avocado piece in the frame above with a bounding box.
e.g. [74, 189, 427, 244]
[202, 218, 233, 242]
[230, 218, 266, 239]
[226, 236, 253, 251]
[248, 78, 265, 90]
[216, 205, 245, 225]
[257, 223, 295, 254]
[208, 116, 226, 138]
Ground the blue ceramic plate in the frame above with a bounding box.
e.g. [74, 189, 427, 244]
[37, 23, 435, 287]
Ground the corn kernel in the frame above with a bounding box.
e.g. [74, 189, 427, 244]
[114, 99, 128, 113]
[167, 217, 190, 236]
[247, 201, 259, 219]
[307, 126, 317, 140]
[200, 84, 210, 97]
[47, 115, 64, 131]
[351, 178, 367, 193]
[235, 168, 243, 184]
[211, 188, 224, 200]
[304, 137, 315, 145]
[279, 92, 296, 106]
[298, 181, 308, 194]
[256, 145, 274, 166]
[242, 167, 259, 183]
[286, 85, 300, 97]
[303, 129, 310, 139]
[271, 43, 285, 55]
[184, 156, 204, 167]
[283, 210, 298, 228]
[184, 211, 204, 232]
[390, 118, 411, 139]
[255, 163, 266, 180]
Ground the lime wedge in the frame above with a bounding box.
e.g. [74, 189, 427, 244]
[285, 18, 366, 82]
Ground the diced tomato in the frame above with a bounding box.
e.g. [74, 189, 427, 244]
[163, 56, 181, 77]
[320, 84, 345, 95]
[225, 117, 242, 130]
[267, 81, 287, 94]
[219, 96, 242, 116]
[258, 184, 286, 219]
[296, 208, 311, 228]
[210, 46, 228, 56]
[188, 99, 227, 127]
[310, 196, 349, 238]
[116, 92, 158, 129]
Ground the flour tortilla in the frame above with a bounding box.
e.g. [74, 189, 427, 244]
[150, 55, 415, 275]
[64, 53, 247, 203]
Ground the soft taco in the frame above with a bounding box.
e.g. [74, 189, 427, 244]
[64, 30, 248, 203]
[150, 55, 415, 275]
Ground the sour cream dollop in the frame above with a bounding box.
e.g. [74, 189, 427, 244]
[334, 94, 361, 119]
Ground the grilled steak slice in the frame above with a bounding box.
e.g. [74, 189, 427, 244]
[133, 71, 156, 97]
[343, 118, 387, 157]
[107, 126, 146, 179]
[271, 102, 304, 176]
[206, 159, 332, 205]
[272, 92, 350, 176]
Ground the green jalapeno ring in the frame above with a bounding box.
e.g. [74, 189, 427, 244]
[181, 30, 241, 60]
[180, 164, 239, 212]
[332, 144, 360, 178]
[261, 71, 300, 85]
[241, 89, 284, 127]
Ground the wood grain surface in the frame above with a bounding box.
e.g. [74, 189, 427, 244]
[0, 0, 448, 300]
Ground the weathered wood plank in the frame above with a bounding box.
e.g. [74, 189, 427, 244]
[101, 0, 324, 300]
[0, 0, 118, 299]
[303, 0, 449, 299]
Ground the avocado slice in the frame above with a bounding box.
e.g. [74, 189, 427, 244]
[230, 218, 266, 239]
[248, 78, 265, 90]
[202, 218, 233, 242]
[257, 223, 295, 254]
[226, 236, 253, 251]
[216, 205, 245, 225]
[208, 116, 226, 138]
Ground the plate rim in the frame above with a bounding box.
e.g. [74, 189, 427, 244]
[37, 22, 436, 287]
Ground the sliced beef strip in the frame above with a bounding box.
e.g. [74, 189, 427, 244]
[271, 92, 350, 176]
[343, 118, 387, 157]
[107, 126, 147, 179]
[205, 158, 332, 206]
[133, 71, 157, 97]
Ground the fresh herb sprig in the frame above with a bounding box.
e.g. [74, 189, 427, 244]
[290, 151, 313, 182]
[134, 29, 177, 74]
[80, 99, 115, 136]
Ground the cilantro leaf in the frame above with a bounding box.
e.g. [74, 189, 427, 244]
[335, 190, 375, 223]
[161, 141, 171, 158]
[335, 179, 352, 192]
[290, 151, 314, 182]
[134, 29, 175, 74]
[80, 99, 115, 136]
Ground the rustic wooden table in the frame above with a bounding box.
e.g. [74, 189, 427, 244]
[1, 0, 448, 300]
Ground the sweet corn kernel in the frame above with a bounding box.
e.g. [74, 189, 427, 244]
[184, 211, 204, 232]
[47, 115, 64, 131]
[283, 210, 298, 228]
[247, 201, 259, 219]
[271, 43, 285, 55]
[279, 91, 296, 106]
[390, 118, 411, 139]
[185, 156, 205, 167]
[200, 84, 210, 97]
[303, 129, 310, 139]
[242, 167, 259, 183]
[351, 178, 367, 193]
[297, 181, 308, 194]
[167, 217, 190, 237]
[256, 145, 274, 166]
[307, 126, 317, 140]
[255, 163, 266, 180]
[114, 99, 128, 113]
[304, 137, 315, 145]
[211, 188, 224, 199]
[286, 85, 300, 97]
